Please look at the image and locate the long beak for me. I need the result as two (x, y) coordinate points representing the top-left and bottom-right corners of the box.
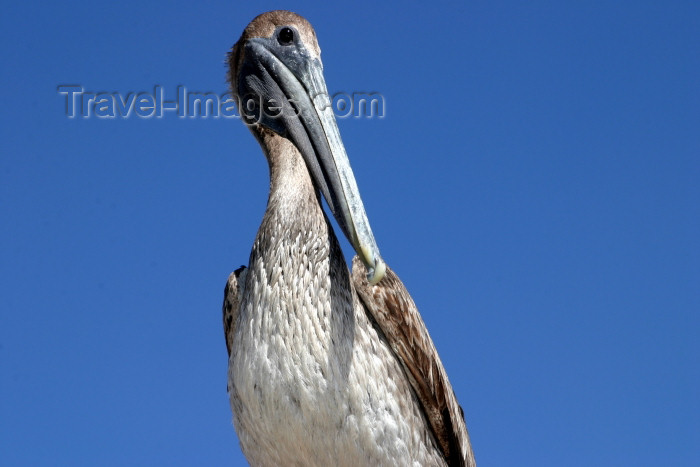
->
(238, 38), (385, 284)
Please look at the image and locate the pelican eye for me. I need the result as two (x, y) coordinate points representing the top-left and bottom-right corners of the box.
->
(278, 27), (294, 45)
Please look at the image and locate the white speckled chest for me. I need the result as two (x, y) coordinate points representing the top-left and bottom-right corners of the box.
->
(227, 200), (444, 467)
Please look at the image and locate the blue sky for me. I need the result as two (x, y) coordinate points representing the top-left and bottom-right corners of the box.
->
(1, 1), (698, 465)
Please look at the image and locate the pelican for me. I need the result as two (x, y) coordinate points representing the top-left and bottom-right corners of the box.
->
(223, 10), (475, 466)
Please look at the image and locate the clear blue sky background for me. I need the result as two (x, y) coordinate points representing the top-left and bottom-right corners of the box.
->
(1, 1), (698, 465)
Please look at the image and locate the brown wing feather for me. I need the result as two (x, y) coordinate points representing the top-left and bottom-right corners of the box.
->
(351, 256), (476, 467)
(223, 266), (247, 357)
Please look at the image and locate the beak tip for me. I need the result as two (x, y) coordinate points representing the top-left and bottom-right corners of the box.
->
(367, 258), (386, 285)
(359, 244), (385, 284)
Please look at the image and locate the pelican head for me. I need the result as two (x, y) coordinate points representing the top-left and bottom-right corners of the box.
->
(227, 10), (385, 284)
